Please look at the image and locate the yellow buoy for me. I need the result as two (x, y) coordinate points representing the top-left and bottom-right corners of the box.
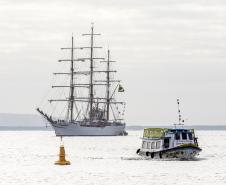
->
(55, 145), (71, 165)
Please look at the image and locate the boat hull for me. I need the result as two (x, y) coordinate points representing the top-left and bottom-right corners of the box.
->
(137, 145), (202, 159)
(50, 122), (127, 136)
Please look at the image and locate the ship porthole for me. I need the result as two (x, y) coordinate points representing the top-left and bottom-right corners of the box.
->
(151, 153), (154, 159)
(146, 152), (150, 157)
(136, 149), (140, 154)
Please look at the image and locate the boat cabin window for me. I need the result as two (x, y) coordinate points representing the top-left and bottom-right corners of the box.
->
(147, 142), (151, 149)
(142, 141), (147, 149)
(156, 141), (161, 149)
(182, 132), (187, 140)
(163, 138), (170, 148)
(188, 133), (193, 140)
(151, 142), (156, 149)
(175, 133), (180, 140)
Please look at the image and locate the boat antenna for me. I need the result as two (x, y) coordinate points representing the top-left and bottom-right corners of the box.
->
(176, 98), (184, 128)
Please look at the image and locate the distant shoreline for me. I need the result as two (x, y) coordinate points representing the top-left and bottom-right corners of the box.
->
(0, 125), (226, 131)
(126, 125), (226, 131)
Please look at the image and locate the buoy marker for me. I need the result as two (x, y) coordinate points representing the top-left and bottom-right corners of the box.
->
(55, 137), (71, 165)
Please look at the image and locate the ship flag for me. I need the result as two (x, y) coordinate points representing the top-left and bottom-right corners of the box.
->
(118, 84), (125, 92)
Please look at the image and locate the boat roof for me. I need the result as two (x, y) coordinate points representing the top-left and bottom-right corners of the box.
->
(143, 128), (168, 138)
(143, 128), (195, 139)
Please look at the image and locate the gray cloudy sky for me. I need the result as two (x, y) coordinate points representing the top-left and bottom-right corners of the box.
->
(0, 0), (226, 125)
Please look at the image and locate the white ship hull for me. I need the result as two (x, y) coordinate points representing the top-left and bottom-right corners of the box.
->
(50, 122), (127, 136)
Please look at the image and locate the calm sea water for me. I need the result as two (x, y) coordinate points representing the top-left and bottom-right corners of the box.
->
(0, 130), (225, 185)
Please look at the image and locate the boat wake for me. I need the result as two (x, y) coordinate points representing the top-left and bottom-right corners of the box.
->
(86, 157), (104, 160)
(121, 157), (150, 161)
(121, 156), (204, 161)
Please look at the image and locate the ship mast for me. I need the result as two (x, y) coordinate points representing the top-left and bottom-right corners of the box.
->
(69, 36), (75, 122)
(90, 25), (94, 123)
(100, 50), (120, 121)
(47, 36), (85, 122)
(106, 50), (110, 120)
(82, 23), (102, 123)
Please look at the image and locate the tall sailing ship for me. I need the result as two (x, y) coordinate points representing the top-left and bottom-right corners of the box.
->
(37, 25), (127, 136)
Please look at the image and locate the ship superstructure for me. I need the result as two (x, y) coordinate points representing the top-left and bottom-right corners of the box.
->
(136, 99), (202, 159)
